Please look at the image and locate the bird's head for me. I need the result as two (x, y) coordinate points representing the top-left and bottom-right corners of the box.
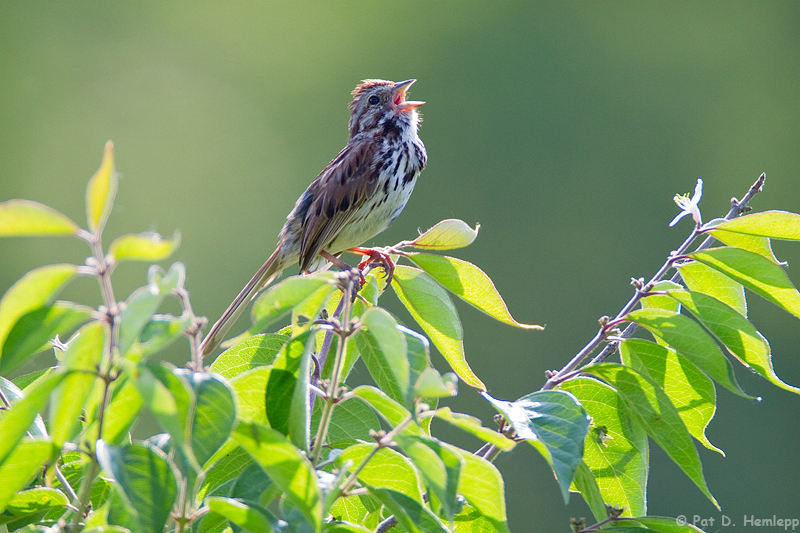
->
(348, 79), (424, 137)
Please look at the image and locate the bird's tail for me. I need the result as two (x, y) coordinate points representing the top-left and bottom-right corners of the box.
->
(199, 247), (286, 358)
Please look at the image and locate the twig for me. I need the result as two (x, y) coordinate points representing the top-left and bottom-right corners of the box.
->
(587, 172), (765, 366)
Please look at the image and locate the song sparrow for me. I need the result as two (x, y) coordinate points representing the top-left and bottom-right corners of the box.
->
(199, 79), (426, 357)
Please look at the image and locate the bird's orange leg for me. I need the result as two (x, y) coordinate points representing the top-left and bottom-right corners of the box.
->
(349, 247), (396, 284)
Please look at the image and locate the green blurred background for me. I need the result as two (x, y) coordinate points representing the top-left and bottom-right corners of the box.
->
(2, 1), (799, 530)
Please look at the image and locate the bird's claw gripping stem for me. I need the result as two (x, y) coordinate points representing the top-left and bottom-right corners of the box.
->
(350, 247), (397, 285)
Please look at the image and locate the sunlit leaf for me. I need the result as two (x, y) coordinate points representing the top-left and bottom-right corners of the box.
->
(392, 265), (484, 390)
(407, 219), (479, 250)
(85, 140), (118, 234)
(50, 321), (105, 447)
(0, 440), (55, 514)
(91, 377), (143, 445)
(0, 377), (47, 437)
(620, 339), (722, 455)
(0, 370), (63, 466)
(451, 447), (508, 531)
(210, 333), (287, 379)
(109, 231), (181, 262)
(207, 497), (278, 533)
(310, 397), (380, 445)
(231, 367), (271, 425)
(368, 486), (449, 533)
(250, 273), (336, 334)
(433, 407), (515, 452)
(96, 441), (178, 533)
(688, 246), (800, 320)
(640, 280), (682, 312)
(264, 331), (314, 450)
(127, 313), (192, 360)
(133, 362), (192, 455)
(625, 307), (749, 397)
(583, 363), (718, 509)
(356, 307), (410, 406)
(337, 444), (423, 502)
(482, 390), (590, 502)
(0, 264), (78, 373)
(570, 460), (608, 522)
(176, 370), (236, 467)
(118, 263), (184, 356)
(233, 421), (322, 532)
(710, 210), (800, 240)
(667, 289), (799, 395)
(396, 435), (462, 521)
(678, 261), (746, 316)
(351, 385), (422, 437)
(0, 199), (79, 237)
(1, 301), (92, 374)
(413, 368), (458, 399)
(3, 487), (68, 519)
(710, 227), (779, 263)
(409, 254), (542, 329)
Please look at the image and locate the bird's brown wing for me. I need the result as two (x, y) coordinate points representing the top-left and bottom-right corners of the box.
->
(298, 138), (381, 271)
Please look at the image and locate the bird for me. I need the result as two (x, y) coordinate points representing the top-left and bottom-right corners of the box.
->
(199, 79), (427, 357)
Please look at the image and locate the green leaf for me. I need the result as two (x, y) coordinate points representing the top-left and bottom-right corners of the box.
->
(109, 231), (181, 262)
(560, 377), (647, 516)
(196, 444), (254, 504)
(451, 448), (508, 530)
(709, 226), (779, 263)
(85, 141), (118, 234)
(392, 265), (484, 390)
(640, 280), (683, 313)
(231, 367), (271, 425)
(408, 254), (541, 329)
(413, 368), (458, 399)
(482, 390), (590, 502)
(127, 313), (192, 359)
(0, 199), (79, 237)
(620, 339), (721, 455)
(356, 307), (410, 406)
(624, 307), (749, 397)
(396, 436), (462, 521)
(323, 522), (373, 533)
(4, 487), (68, 518)
(1, 302), (92, 373)
(0, 264), (78, 373)
(367, 486), (449, 533)
(433, 407), (515, 451)
(0, 370), (63, 466)
(207, 497), (277, 533)
(351, 385), (422, 436)
(407, 219), (480, 250)
(177, 371), (237, 467)
(210, 333), (287, 379)
(688, 246), (800, 320)
(133, 362), (192, 455)
(677, 261), (747, 316)
(583, 363), (718, 509)
(250, 273), (336, 334)
(233, 421), (322, 532)
(118, 263), (184, 356)
(91, 377), (144, 444)
(603, 516), (708, 532)
(0, 440), (55, 514)
(666, 289), (799, 394)
(570, 460), (609, 522)
(96, 441), (178, 533)
(0, 377), (47, 437)
(710, 210), (800, 240)
(49, 321), (105, 446)
(264, 331), (314, 450)
(452, 503), (504, 533)
(311, 397), (380, 445)
(337, 444), (423, 501)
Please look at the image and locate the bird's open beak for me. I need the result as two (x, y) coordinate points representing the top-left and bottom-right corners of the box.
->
(393, 79), (425, 111)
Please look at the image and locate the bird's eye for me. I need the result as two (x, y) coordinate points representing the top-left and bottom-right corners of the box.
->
(368, 95), (380, 105)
